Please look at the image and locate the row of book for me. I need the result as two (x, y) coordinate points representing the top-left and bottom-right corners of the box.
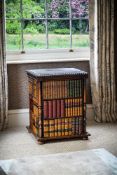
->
(42, 80), (83, 99)
(42, 118), (84, 138)
(29, 79), (41, 105)
(43, 99), (83, 119)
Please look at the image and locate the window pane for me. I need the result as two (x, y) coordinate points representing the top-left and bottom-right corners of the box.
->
(6, 20), (21, 50)
(23, 0), (45, 19)
(23, 20), (46, 49)
(71, 0), (89, 19)
(72, 19), (89, 34)
(72, 19), (89, 48)
(47, 0), (69, 18)
(48, 20), (70, 48)
(6, 0), (20, 19)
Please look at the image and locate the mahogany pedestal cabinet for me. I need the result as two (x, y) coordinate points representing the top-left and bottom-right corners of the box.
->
(26, 68), (90, 144)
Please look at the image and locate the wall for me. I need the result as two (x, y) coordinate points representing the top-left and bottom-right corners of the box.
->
(7, 61), (92, 110)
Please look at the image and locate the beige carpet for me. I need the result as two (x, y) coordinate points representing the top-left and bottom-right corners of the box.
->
(0, 121), (117, 160)
(0, 149), (117, 175)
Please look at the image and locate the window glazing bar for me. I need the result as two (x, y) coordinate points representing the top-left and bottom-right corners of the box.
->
(69, 0), (72, 50)
(6, 17), (88, 20)
(20, 0), (25, 53)
(45, 0), (48, 49)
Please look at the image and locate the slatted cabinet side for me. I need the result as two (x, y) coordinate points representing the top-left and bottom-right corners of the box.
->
(28, 77), (42, 137)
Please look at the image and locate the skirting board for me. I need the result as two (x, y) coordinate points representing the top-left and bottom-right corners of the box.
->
(8, 104), (94, 127)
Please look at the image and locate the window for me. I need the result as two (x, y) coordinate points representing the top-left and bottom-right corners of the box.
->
(6, 0), (89, 53)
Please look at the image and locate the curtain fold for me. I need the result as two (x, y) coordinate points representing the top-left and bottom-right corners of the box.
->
(0, 0), (8, 130)
(89, 0), (117, 122)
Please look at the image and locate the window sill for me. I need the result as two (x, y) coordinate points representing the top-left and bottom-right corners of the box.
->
(6, 48), (90, 64)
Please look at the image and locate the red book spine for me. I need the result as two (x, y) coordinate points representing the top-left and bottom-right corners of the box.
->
(61, 100), (65, 117)
(43, 101), (48, 119)
(57, 100), (61, 118)
(53, 100), (57, 118)
(48, 101), (53, 118)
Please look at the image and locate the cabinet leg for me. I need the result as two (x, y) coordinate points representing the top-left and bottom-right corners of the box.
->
(83, 136), (88, 140)
(26, 126), (31, 133)
(38, 140), (45, 145)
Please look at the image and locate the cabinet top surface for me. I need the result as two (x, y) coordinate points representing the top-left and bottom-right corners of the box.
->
(26, 68), (88, 78)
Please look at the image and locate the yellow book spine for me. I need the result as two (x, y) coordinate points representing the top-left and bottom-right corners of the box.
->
(64, 118), (69, 136)
(43, 81), (46, 99)
(44, 120), (49, 138)
(65, 107), (82, 117)
(54, 119), (58, 137)
(68, 118), (72, 136)
(61, 118), (65, 136)
(49, 120), (55, 137)
(57, 119), (62, 137)
(33, 105), (38, 116)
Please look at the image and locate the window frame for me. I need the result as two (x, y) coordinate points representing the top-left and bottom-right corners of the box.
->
(6, 0), (89, 53)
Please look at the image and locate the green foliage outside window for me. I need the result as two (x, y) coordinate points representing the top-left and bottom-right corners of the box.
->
(6, 0), (89, 50)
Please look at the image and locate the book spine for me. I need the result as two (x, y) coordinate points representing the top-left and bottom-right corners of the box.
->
(64, 80), (67, 98)
(33, 80), (36, 98)
(57, 80), (62, 99)
(61, 100), (65, 117)
(54, 119), (58, 137)
(38, 82), (41, 106)
(52, 80), (55, 99)
(72, 117), (76, 135)
(44, 120), (49, 138)
(48, 81), (51, 99)
(75, 117), (79, 135)
(48, 101), (53, 119)
(50, 81), (53, 99)
(57, 119), (62, 136)
(68, 118), (72, 136)
(43, 101), (48, 119)
(61, 81), (64, 98)
(44, 81), (48, 99)
(49, 120), (55, 137)
(43, 82), (46, 100)
(61, 118), (65, 136)
(64, 118), (69, 136)
(53, 100), (57, 118)
(57, 100), (61, 118)
(39, 120), (42, 138)
(33, 105), (38, 116)
(66, 107), (82, 117)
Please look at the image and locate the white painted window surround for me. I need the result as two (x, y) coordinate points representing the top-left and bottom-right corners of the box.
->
(6, 48), (90, 64)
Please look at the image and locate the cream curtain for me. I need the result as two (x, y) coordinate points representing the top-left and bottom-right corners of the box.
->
(89, 0), (117, 122)
(0, 0), (8, 130)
